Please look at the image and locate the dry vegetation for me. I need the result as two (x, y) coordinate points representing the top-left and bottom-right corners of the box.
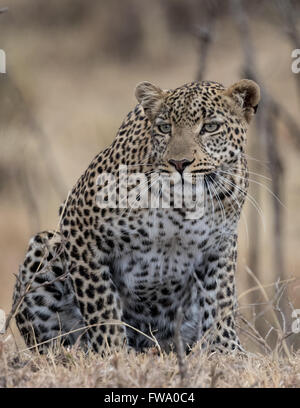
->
(0, 335), (299, 388)
(0, 0), (300, 388)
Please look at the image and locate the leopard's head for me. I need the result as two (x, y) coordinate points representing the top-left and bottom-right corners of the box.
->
(135, 80), (260, 177)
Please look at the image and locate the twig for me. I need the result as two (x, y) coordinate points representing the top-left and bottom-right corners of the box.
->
(6, 76), (67, 200)
(264, 105), (285, 280)
(245, 266), (291, 359)
(174, 307), (187, 386)
(194, 1), (218, 81)
(230, 1), (287, 329)
(230, 0), (265, 305)
(210, 363), (222, 388)
(238, 277), (296, 301)
(149, 325), (162, 355)
(18, 320), (158, 353)
(237, 314), (272, 353)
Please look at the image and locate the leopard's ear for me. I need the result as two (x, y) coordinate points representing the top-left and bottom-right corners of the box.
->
(135, 81), (165, 121)
(224, 79), (260, 123)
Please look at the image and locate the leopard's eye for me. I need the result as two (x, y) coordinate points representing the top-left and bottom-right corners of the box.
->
(157, 123), (171, 134)
(201, 123), (221, 134)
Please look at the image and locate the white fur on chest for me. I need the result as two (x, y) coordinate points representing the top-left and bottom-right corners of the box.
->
(111, 209), (210, 296)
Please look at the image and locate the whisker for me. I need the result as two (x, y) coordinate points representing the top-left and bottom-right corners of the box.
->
(208, 175), (226, 229)
(226, 166), (272, 181)
(217, 174), (266, 232)
(213, 177), (241, 215)
(218, 169), (286, 209)
(126, 164), (154, 167)
(205, 177), (215, 228)
(240, 152), (269, 164)
(213, 176), (249, 247)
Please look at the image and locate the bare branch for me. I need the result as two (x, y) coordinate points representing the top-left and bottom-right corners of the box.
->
(174, 307), (187, 386)
(237, 314), (273, 353)
(230, 2), (288, 339)
(6, 76), (67, 200)
(194, 1), (218, 82)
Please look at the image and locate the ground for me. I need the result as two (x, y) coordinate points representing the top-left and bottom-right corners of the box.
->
(0, 334), (299, 388)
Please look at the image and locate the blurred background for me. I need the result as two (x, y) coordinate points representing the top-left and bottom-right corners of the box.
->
(0, 0), (300, 351)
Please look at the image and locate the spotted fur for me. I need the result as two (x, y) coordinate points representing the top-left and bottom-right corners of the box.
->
(13, 79), (260, 353)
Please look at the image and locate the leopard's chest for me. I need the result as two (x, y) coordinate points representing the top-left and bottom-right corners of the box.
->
(101, 208), (214, 348)
(111, 237), (203, 350)
(106, 207), (213, 283)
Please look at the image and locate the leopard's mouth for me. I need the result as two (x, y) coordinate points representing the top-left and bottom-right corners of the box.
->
(204, 172), (217, 183)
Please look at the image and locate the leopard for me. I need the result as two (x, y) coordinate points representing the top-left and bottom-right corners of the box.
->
(12, 79), (260, 354)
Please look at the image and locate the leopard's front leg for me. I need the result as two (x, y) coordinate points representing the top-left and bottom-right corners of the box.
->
(196, 234), (243, 353)
(69, 257), (126, 353)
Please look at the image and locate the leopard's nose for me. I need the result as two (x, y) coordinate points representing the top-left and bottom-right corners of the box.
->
(168, 159), (194, 174)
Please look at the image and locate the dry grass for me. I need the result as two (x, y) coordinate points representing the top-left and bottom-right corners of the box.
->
(1, 1), (300, 388)
(0, 334), (299, 388)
